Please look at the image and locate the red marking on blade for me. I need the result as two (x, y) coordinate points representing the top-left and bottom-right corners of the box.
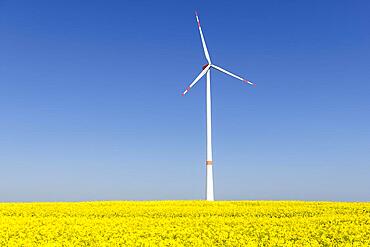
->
(187, 86), (191, 91)
(182, 92), (185, 96)
(202, 64), (209, 70)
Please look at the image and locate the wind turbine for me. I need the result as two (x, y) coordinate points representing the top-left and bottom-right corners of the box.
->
(182, 12), (255, 201)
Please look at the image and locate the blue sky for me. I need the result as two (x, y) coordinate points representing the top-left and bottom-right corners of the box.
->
(1, 0), (369, 201)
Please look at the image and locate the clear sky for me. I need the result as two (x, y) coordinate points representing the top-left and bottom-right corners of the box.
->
(1, 0), (369, 202)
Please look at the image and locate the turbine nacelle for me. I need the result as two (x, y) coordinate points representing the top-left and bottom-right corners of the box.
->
(202, 64), (209, 70)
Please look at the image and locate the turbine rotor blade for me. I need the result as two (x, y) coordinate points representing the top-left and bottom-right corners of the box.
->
(211, 64), (255, 86)
(182, 65), (211, 96)
(195, 12), (211, 64)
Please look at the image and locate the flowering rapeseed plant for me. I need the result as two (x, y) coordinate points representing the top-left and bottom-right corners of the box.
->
(1, 201), (369, 246)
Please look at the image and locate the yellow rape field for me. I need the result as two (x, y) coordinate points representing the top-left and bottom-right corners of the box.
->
(1, 201), (370, 246)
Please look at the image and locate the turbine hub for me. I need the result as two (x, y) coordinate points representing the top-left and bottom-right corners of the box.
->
(202, 64), (209, 70)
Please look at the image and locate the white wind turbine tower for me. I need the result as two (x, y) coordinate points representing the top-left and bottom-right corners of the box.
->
(182, 12), (255, 201)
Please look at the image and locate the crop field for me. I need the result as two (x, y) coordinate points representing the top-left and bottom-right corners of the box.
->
(1, 201), (370, 246)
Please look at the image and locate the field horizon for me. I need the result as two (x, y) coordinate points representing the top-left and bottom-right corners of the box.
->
(1, 199), (370, 203)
